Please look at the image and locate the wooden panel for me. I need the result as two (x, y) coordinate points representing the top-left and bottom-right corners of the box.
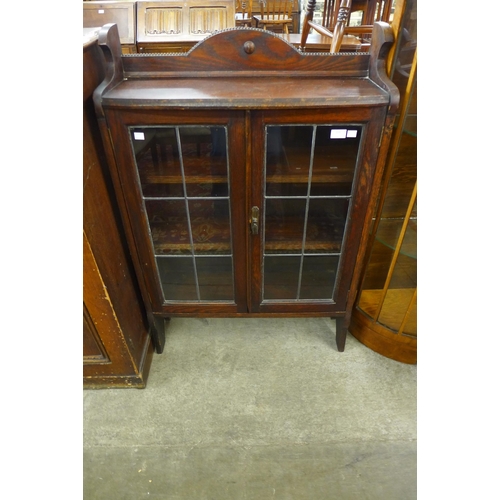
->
(123, 29), (372, 77)
(102, 77), (389, 109)
(83, 230), (140, 376)
(121, 44), (138, 53)
(136, 0), (235, 43)
(137, 41), (195, 53)
(83, 1), (136, 44)
(83, 304), (109, 362)
(83, 233), (122, 364)
(137, 33), (363, 54)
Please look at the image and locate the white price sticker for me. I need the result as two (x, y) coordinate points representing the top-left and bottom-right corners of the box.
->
(330, 129), (347, 139)
(330, 128), (358, 139)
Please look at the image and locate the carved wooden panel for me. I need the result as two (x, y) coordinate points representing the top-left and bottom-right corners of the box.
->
(145, 7), (183, 34)
(137, 0), (235, 43)
(190, 7), (228, 34)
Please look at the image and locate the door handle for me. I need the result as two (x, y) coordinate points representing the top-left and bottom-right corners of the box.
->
(250, 206), (259, 235)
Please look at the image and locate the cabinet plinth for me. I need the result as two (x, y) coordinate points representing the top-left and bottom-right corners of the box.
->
(93, 25), (399, 352)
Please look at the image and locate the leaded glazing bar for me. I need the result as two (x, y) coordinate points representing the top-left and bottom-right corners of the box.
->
(130, 125), (235, 303)
(262, 124), (362, 302)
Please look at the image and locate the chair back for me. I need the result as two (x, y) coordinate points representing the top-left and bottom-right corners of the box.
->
(300, 0), (352, 52)
(324, 1), (392, 30)
(350, 0), (392, 26)
(235, 0), (252, 26)
(254, 0), (294, 33)
(259, 0), (294, 21)
(322, 0), (336, 29)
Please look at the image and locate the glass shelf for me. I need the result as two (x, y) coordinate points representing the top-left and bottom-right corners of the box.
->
(375, 218), (417, 259)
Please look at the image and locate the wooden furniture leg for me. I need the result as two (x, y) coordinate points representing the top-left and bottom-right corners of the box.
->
(336, 316), (347, 352)
(150, 315), (168, 354)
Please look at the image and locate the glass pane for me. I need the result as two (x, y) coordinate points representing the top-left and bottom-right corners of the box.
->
(381, 121), (417, 219)
(305, 198), (349, 254)
(300, 255), (339, 300)
(157, 256), (197, 301)
(375, 217), (417, 259)
(189, 199), (231, 255)
(132, 127), (184, 198)
(265, 198), (306, 255)
(263, 256), (301, 300)
(197, 257), (234, 301)
(310, 126), (361, 196)
(378, 248), (417, 336)
(390, 0), (417, 97)
(131, 125), (235, 304)
(265, 126), (313, 197)
(130, 126), (230, 198)
(146, 199), (191, 255)
(262, 124), (358, 303)
(180, 126), (229, 198)
(360, 238), (393, 293)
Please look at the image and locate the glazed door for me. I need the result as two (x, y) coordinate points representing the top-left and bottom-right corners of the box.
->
(106, 107), (384, 316)
(105, 109), (248, 314)
(249, 109), (381, 313)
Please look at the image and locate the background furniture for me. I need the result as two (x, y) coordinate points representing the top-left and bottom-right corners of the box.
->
(303, 0), (395, 53)
(322, 0), (392, 27)
(287, 32), (361, 51)
(235, 0), (253, 26)
(349, 0), (417, 364)
(346, 0), (391, 25)
(136, 0), (235, 52)
(92, 22), (399, 353)
(301, 0), (353, 52)
(83, 29), (155, 388)
(83, 0), (302, 53)
(252, 0), (295, 34)
(83, 1), (137, 53)
(343, 0), (393, 48)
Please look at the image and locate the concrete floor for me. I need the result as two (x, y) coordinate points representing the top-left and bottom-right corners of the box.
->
(83, 317), (417, 499)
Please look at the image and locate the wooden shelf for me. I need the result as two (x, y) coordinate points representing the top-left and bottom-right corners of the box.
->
(358, 288), (416, 336)
(148, 210), (344, 255)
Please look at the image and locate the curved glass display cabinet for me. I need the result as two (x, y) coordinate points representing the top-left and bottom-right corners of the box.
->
(350, 0), (417, 363)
